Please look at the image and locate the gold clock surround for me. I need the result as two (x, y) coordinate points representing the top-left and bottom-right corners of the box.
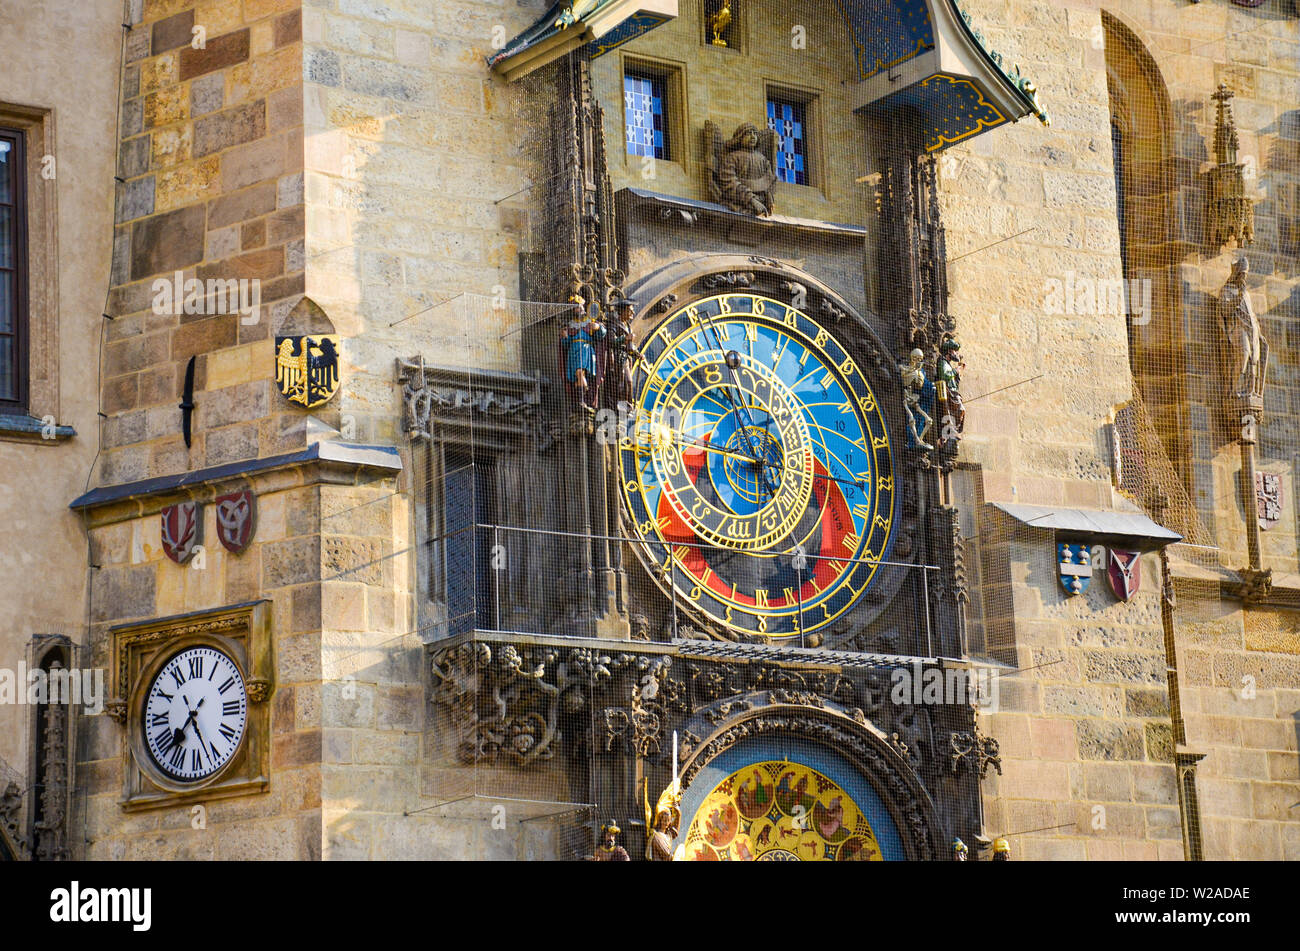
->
(109, 600), (273, 811)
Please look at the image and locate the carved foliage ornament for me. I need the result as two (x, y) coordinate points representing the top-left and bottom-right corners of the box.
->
(1257, 472), (1282, 530)
(429, 644), (687, 767)
(948, 729), (1002, 779)
(397, 357), (547, 448)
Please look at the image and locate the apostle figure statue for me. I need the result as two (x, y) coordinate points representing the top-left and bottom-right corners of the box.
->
(1219, 255), (1268, 402)
(707, 120), (778, 217)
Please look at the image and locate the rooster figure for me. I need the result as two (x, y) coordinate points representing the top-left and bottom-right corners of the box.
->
(710, 0), (732, 46)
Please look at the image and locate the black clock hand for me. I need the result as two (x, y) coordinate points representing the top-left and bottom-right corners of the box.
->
(695, 311), (766, 459)
(187, 712), (212, 765)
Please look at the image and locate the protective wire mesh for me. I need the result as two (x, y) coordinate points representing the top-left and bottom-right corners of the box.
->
(399, 5), (1299, 860)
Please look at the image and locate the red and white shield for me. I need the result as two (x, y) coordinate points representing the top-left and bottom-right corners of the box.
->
(215, 490), (256, 554)
(1107, 549), (1142, 602)
(1256, 473), (1282, 531)
(161, 502), (202, 564)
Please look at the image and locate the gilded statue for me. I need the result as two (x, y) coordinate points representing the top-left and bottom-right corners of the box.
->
(709, 0), (733, 46)
(706, 120), (777, 217)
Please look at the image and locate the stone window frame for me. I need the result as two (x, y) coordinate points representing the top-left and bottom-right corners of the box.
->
(763, 82), (824, 194)
(0, 102), (70, 444)
(620, 55), (689, 173)
(0, 125), (29, 413)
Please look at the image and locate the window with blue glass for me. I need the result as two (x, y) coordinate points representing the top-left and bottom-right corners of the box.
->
(624, 72), (670, 160)
(767, 97), (810, 186)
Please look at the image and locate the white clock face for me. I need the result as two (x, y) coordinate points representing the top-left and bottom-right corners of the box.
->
(143, 646), (248, 782)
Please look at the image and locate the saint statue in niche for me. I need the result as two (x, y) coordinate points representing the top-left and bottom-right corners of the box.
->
(707, 120), (778, 217)
(1218, 255), (1268, 402)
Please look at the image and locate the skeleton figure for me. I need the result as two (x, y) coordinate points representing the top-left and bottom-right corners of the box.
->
(899, 349), (935, 451)
(1219, 256), (1268, 401)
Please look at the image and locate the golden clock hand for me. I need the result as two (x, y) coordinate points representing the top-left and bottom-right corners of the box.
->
(640, 426), (864, 494)
(633, 428), (765, 466)
(692, 309), (767, 463)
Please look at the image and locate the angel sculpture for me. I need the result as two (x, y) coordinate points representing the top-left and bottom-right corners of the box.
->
(706, 120), (778, 217)
(643, 777), (682, 861)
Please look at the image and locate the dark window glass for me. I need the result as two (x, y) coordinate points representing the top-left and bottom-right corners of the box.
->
(624, 72), (669, 160)
(444, 452), (497, 636)
(0, 128), (27, 410)
(767, 97), (809, 186)
(1111, 122), (1129, 278)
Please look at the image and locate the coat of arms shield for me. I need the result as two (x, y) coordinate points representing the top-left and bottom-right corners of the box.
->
(161, 501), (202, 564)
(1057, 542), (1092, 596)
(275, 335), (340, 408)
(215, 490), (256, 554)
(1256, 472), (1282, 530)
(1106, 548), (1142, 602)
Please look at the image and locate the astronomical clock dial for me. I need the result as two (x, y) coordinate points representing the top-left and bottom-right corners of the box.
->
(143, 646), (248, 783)
(621, 292), (895, 639)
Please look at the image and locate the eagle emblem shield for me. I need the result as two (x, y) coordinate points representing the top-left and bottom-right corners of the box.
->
(1256, 472), (1282, 531)
(161, 501), (202, 564)
(215, 490), (256, 554)
(275, 335), (340, 408)
(1057, 542), (1092, 596)
(1106, 548), (1142, 602)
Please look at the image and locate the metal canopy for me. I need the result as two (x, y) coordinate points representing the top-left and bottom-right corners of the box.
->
(990, 501), (1183, 551)
(487, 0), (679, 82)
(846, 0), (1050, 151)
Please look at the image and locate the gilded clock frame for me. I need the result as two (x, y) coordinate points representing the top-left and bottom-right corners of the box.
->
(110, 600), (273, 811)
(620, 268), (903, 643)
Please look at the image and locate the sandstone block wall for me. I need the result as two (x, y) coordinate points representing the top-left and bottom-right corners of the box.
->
(0, 0), (119, 832)
(102, 0), (306, 485)
(78, 476), (327, 860)
(951, 0), (1299, 861)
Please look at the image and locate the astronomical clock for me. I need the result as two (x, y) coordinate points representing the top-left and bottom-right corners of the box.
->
(419, 0), (1043, 860)
(620, 288), (896, 642)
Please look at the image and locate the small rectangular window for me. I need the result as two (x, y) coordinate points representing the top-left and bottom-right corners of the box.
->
(441, 451), (498, 636)
(767, 96), (809, 186)
(624, 71), (670, 161)
(0, 127), (28, 411)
